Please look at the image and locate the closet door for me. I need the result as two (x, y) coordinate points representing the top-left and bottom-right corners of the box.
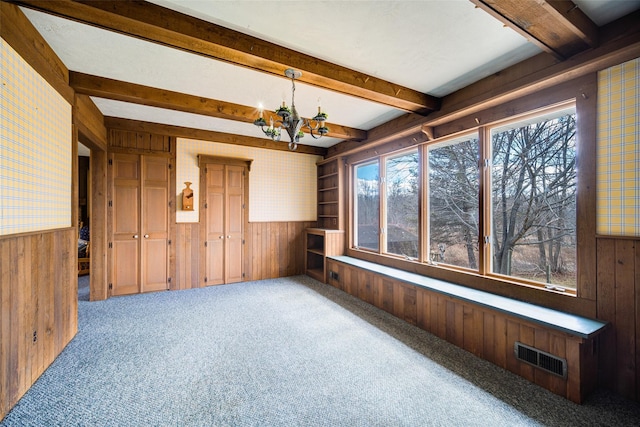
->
(225, 165), (244, 283)
(205, 164), (225, 285)
(110, 153), (169, 296)
(111, 154), (141, 296)
(203, 162), (245, 285)
(141, 156), (169, 292)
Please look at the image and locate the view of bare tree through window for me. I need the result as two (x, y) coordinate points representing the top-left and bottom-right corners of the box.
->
(429, 136), (480, 269)
(351, 105), (577, 292)
(386, 151), (419, 258)
(355, 161), (380, 251)
(491, 108), (577, 289)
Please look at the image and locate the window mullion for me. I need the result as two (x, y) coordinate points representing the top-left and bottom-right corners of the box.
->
(419, 144), (428, 264)
(479, 127), (491, 276)
(379, 160), (386, 254)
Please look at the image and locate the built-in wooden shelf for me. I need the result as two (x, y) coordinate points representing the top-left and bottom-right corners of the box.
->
(316, 158), (344, 230)
(305, 228), (345, 283)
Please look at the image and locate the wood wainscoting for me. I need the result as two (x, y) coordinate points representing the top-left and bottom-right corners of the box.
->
(596, 237), (640, 402)
(0, 228), (78, 419)
(172, 221), (316, 290)
(326, 257), (603, 403)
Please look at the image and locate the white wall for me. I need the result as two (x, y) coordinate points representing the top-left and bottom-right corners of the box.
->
(176, 138), (320, 223)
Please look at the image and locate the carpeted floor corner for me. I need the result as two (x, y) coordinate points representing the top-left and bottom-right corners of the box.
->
(2, 275), (640, 426)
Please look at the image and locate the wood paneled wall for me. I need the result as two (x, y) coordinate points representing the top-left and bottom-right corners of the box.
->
(326, 258), (599, 403)
(172, 221), (316, 290)
(0, 229), (78, 419)
(597, 237), (640, 401)
(108, 128), (172, 153)
(245, 221), (317, 281)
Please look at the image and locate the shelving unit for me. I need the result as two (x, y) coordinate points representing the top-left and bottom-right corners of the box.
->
(316, 158), (344, 230)
(305, 228), (345, 283)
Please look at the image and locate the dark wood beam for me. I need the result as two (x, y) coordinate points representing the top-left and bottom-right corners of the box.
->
(471, 0), (599, 59)
(74, 93), (107, 151)
(13, 0), (440, 114)
(104, 117), (328, 156)
(327, 13), (640, 159)
(71, 72), (366, 141)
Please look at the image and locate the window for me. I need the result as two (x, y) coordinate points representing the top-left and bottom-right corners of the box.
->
(385, 150), (419, 258)
(351, 103), (578, 292)
(428, 135), (479, 269)
(490, 107), (577, 289)
(354, 161), (380, 251)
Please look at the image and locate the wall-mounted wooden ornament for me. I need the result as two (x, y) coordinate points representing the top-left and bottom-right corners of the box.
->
(182, 182), (194, 211)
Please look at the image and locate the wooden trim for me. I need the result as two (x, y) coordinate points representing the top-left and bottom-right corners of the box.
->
(74, 94), (107, 151)
(16, 0), (439, 113)
(0, 2), (73, 103)
(433, 75), (593, 141)
(575, 74), (597, 301)
(596, 234), (640, 240)
(343, 247), (593, 316)
(345, 131), (428, 165)
(70, 72), (366, 141)
(168, 137), (177, 290)
(198, 155), (253, 171)
(104, 117), (327, 156)
(419, 144), (427, 263)
(89, 150), (108, 301)
(479, 126), (490, 277)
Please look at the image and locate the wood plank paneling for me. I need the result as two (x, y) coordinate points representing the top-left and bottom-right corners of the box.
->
(549, 333), (568, 397)
(325, 258), (601, 403)
(0, 229), (77, 420)
(597, 238), (640, 401)
(463, 305), (484, 358)
(614, 239), (636, 398)
(175, 223), (200, 290)
(173, 221), (313, 289)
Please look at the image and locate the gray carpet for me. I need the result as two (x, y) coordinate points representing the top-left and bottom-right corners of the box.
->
(3, 275), (640, 426)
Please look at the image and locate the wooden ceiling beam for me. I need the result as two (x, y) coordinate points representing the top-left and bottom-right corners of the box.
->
(104, 117), (328, 156)
(70, 72), (367, 141)
(471, 0), (599, 59)
(13, 0), (440, 114)
(327, 15), (640, 159)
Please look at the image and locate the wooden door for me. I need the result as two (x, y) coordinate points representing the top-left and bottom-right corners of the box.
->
(225, 165), (244, 283)
(205, 164), (225, 285)
(141, 156), (169, 292)
(203, 162), (245, 285)
(111, 154), (140, 296)
(110, 153), (169, 296)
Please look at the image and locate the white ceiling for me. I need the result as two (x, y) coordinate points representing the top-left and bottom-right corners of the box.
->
(20, 0), (640, 152)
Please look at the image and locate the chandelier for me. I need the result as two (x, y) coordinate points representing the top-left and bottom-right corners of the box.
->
(253, 68), (329, 151)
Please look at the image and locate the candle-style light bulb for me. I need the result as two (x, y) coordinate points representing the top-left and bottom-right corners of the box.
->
(317, 97), (322, 114)
(258, 103), (264, 119)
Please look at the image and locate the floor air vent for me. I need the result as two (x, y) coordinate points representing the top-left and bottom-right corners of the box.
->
(514, 342), (567, 378)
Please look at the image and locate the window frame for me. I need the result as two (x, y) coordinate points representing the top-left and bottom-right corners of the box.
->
(382, 148), (420, 259)
(349, 100), (579, 296)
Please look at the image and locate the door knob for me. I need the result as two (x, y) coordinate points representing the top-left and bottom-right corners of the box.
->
(227, 235), (231, 239)
(133, 234), (139, 239)
(219, 235), (224, 239)
(144, 234), (149, 238)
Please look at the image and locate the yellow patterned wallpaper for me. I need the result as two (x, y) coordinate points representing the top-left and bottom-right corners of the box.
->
(1, 38), (72, 236)
(597, 57), (640, 237)
(176, 138), (320, 223)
